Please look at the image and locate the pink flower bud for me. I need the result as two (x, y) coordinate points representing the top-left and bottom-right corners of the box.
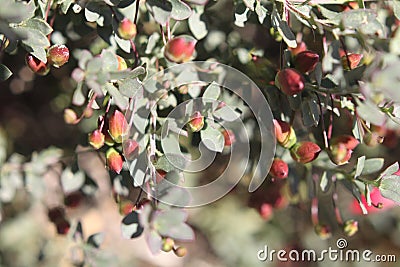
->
(106, 148), (124, 174)
(276, 68), (305, 96)
(270, 158), (289, 179)
(164, 36), (196, 63)
(273, 119), (297, 149)
(188, 111), (204, 132)
(88, 129), (105, 149)
(294, 50), (319, 73)
(290, 141), (321, 164)
(47, 44), (69, 68)
(222, 129), (236, 146)
(108, 110), (128, 143)
(25, 53), (50, 76)
(118, 18), (137, 40)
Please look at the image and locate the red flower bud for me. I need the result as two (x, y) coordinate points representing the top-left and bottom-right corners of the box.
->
(116, 55), (127, 70)
(188, 111), (204, 132)
(118, 18), (137, 40)
(106, 148), (124, 174)
(164, 36), (196, 63)
(290, 141), (321, 163)
(288, 41), (307, 56)
(108, 110), (128, 143)
(47, 44), (69, 68)
(273, 119), (297, 149)
(64, 191), (84, 208)
(222, 129), (236, 146)
(270, 158), (289, 179)
(25, 53), (50, 76)
(123, 139), (139, 161)
(294, 50), (319, 73)
(88, 129), (105, 149)
(329, 135), (359, 165)
(341, 53), (363, 70)
(64, 108), (78, 125)
(56, 219), (71, 235)
(276, 68), (305, 96)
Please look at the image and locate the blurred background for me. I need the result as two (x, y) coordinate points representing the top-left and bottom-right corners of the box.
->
(2, 0), (400, 266)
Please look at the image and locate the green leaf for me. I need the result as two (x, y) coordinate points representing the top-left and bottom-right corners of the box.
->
(61, 168), (85, 194)
(320, 171), (330, 192)
(188, 7), (207, 40)
(378, 162), (399, 180)
(355, 98), (386, 126)
(155, 154), (186, 172)
(394, 1), (400, 20)
(234, 4), (250, 27)
(29, 45), (48, 63)
(15, 27), (50, 47)
(255, 1), (268, 24)
(361, 158), (384, 175)
(200, 124), (224, 152)
(170, 0), (192, 20)
(271, 4), (296, 48)
(0, 0), (35, 23)
(0, 64), (12, 81)
(301, 97), (320, 127)
(379, 175), (400, 204)
(114, 35), (131, 53)
(85, 2), (101, 23)
(146, 0), (172, 26)
(202, 82), (220, 103)
(213, 105), (240, 122)
(146, 230), (162, 254)
(119, 78), (141, 98)
(61, 0), (74, 14)
(318, 5), (341, 25)
(22, 18), (53, 36)
(121, 211), (144, 239)
(355, 156), (365, 178)
(104, 83), (129, 110)
(87, 232), (105, 248)
(100, 50), (119, 72)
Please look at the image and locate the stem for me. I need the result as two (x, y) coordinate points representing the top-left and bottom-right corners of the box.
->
(134, 0), (140, 25)
(327, 94), (334, 140)
(99, 96), (111, 132)
(339, 37), (352, 70)
(130, 39), (140, 67)
(332, 176), (343, 225)
(44, 0), (53, 21)
(315, 93), (329, 149)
